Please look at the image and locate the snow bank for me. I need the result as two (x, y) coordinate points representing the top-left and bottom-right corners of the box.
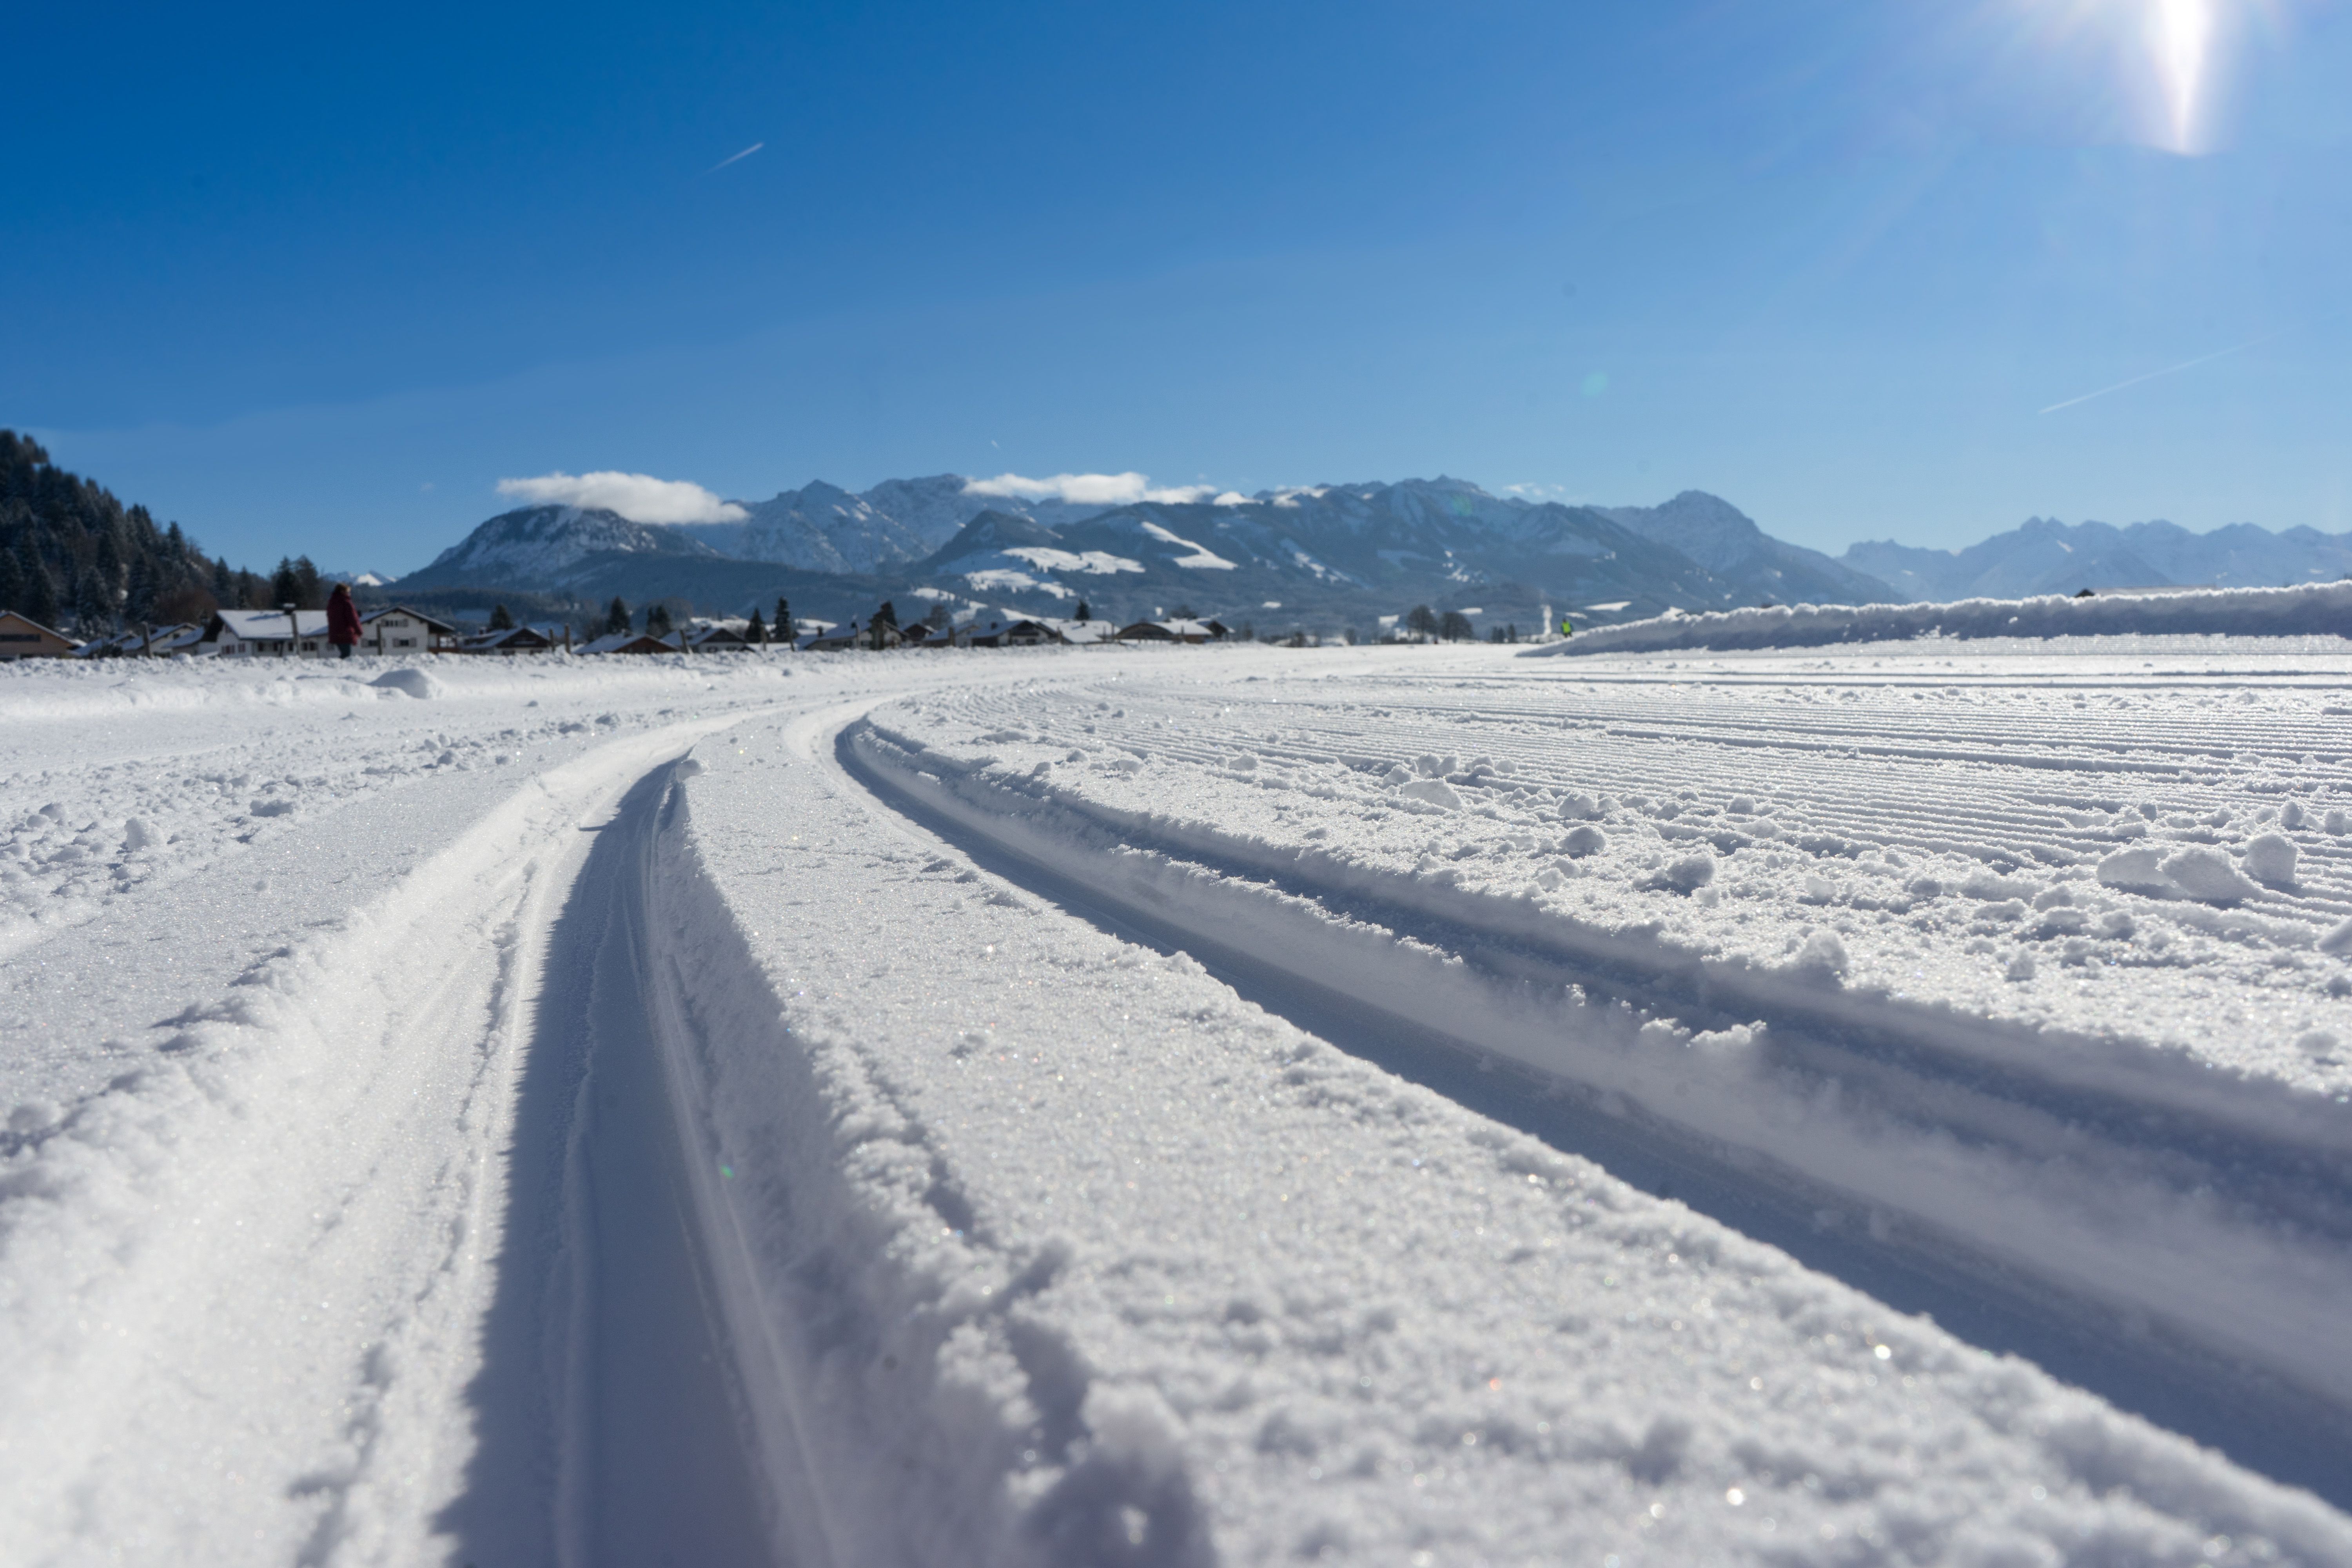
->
(1535, 581), (2352, 656)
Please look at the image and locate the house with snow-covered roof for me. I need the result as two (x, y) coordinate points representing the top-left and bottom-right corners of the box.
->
(203, 609), (334, 656)
(577, 630), (679, 655)
(798, 617), (893, 651)
(359, 606), (459, 653)
(455, 625), (563, 655)
(71, 622), (205, 658)
(680, 620), (751, 651)
(957, 616), (1064, 648)
(1050, 617), (1120, 646)
(1116, 617), (1226, 645)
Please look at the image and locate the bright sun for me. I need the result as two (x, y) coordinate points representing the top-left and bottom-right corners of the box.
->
(2148, 0), (2215, 150)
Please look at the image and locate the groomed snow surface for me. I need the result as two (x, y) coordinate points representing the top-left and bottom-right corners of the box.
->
(3, 640), (2350, 1566)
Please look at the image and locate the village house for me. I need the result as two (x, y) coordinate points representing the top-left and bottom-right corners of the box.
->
(577, 629), (678, 655)
(360, 606), (459, 653)
(0, 610), (74, 659)
(1051, 617), (1120, 647)
(1116, 617), (1228, 645)
(796, 617), (881, 651)
(71, 622), (204, 658)
(958, 616), (1065, 648)
(679, 620), (751, 651)
(202, 609), (334, 656)
(455, 625), (563, 655)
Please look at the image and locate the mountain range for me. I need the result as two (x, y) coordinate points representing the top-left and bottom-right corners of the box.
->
(390, 474), (2352, 633)
(1842, 517), (2352, 602)
(397, 476), (1895, 632)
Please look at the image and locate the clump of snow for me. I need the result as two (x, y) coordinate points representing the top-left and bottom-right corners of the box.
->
(1648, 852), (1715, 893)
(2243, 832), (2299, 887)
(369, 667), (443, 699)
(1792, 927), (1849, 980)
(1397, 778), (1462, 809)
(2160, 847), (2261, 905)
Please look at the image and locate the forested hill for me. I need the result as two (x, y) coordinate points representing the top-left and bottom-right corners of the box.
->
(0, 430), (251, 631)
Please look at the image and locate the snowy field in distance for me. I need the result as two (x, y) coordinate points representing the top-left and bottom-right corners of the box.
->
(3, 640), (2350, 1566)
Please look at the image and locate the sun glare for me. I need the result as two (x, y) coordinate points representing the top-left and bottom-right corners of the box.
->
(2149, 0), (2214, 150)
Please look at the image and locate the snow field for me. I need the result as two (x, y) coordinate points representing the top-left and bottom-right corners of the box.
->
(4, 643), (2350, 1564)
(844, 646), (2352, 1476)
(0, 653), (805, 962)
(644, 672), (2352, 1564)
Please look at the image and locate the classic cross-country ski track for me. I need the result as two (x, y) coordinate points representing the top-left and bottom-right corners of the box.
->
(5, 642), (2351, 1566)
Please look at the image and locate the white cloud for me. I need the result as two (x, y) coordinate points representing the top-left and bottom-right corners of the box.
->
(495, 470), (747, 523)
(963, 471), (1218, 506)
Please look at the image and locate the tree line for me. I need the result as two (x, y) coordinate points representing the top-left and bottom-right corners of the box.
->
(0, 429), (346, 634)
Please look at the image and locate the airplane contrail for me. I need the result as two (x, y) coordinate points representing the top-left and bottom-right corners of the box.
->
(2038, 328), (2282, 414)
(703, 141), (764, 175)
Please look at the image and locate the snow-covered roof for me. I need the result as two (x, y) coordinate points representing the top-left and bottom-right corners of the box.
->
(1118, 617), (1222, 640)
(576, 631), (677, 655)
(212, 610), (331, 640)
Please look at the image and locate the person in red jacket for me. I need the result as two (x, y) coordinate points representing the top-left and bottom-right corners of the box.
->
(327, 583), (363, 660)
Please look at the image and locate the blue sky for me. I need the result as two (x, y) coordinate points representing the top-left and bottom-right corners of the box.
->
(7, 0), (2348, 573)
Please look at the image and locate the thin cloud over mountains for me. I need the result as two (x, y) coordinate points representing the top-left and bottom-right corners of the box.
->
(495, 471), (748, 524)
(963, 472), (1218, 506)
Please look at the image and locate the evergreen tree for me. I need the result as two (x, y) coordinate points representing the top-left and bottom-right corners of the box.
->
(746, 606), (768, 644)
(22, 549), (60, 628)
(488, 603), (516, 631)
(270, 557), (302, 607)
(869, 600), (898, 650)
(74, 562), (114, 631)
(94, 529), (125, 603)
(1405, 604), (1438, 641)
(293, 557), (323, 609)
(604, 596), (630, 636)
(775, 597), (794, 642)
(923, 602), (951, 631)
(1074, 599), (1091, 621)
(124, 556), (158, 623)
(0, 544), (22, 614)
(646, 603), (674, 636)
(211, 558), (233, 597)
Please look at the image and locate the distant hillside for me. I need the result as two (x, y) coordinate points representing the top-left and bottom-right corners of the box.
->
(1840, 517), (2352, 602)
(0, 430), (238, 632)
(1604, 490), (1888, 606)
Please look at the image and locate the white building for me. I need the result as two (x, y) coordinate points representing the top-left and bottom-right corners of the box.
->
(203, 610), (333, 657)
(359, 606), (458, 653)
